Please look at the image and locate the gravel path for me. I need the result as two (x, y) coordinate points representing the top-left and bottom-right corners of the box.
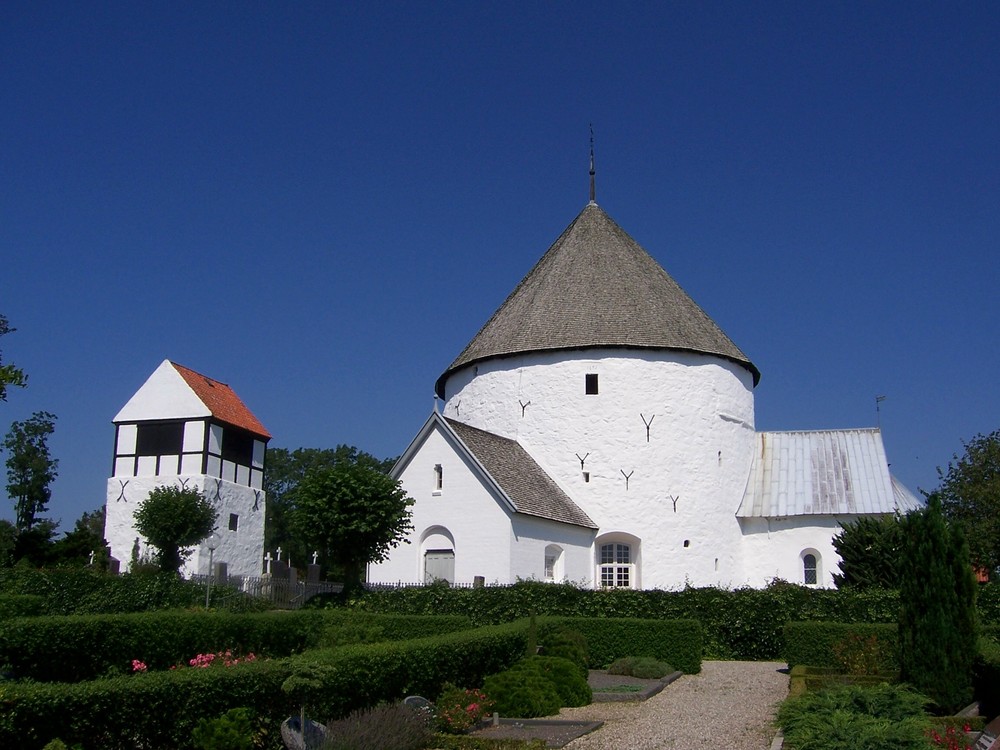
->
(558, 661), (789, 750)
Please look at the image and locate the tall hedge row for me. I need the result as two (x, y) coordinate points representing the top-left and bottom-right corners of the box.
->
(354, 581), (906, 659)
(0, 623), (527, 750)
(0, 610), (472, 682)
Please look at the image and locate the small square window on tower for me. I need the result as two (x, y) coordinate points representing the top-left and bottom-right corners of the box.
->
(585, 373), (599, 395)
(228, 513), (239, 532)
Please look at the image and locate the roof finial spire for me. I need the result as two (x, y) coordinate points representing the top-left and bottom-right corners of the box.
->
(588, 124), (597, 205)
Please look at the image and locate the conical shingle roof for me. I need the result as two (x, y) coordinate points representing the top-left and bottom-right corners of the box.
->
(436, 203), (759, 397)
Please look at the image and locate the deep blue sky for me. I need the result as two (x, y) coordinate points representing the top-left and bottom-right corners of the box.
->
(2, 2), (998, 531)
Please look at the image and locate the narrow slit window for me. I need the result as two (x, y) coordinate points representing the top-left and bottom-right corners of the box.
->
(434, 464), (443, 491)
(228, 513), (239, 532)
(583, 471), (590, 483)
(585, 373), (599, 395)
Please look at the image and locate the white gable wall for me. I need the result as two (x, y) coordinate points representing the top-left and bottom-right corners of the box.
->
(369, 422), (514, 584)
(114, 360), (210, 422)
(441, 348), (757, 589)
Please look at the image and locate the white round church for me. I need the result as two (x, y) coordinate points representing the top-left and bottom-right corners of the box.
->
(369, 196), (921, 590)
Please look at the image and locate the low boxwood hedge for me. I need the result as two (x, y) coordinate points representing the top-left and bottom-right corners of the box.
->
(0, 610), (472, 682)
(0, 622), (527, 750)
(539, 616), (702, 674)
(783, 621), (898, 671)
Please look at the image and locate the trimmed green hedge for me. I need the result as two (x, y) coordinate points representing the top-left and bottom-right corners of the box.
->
(0, 623), (527, 750)
(0, 594), (45, 620)
(354, 580), (906, 659)
(783, 621), (898, 670)
(539, 616), (702, 674)
(0, 610), (473, 682)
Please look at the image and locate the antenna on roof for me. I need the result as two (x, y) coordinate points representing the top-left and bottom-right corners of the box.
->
(875, 394), (886, 429)
(588, 124), (597, 205)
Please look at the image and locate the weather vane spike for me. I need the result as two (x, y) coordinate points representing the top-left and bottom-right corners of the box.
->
(589, 124), (596, 204)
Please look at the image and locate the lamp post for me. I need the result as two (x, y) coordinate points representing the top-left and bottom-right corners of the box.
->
(205, 533), (221, 609)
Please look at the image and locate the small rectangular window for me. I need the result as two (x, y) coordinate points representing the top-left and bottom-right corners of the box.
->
(585, 373), (599, 394)
(434, 464), (443, 491)
(583, 471), (590, 483)
(228, 513), (239, 532)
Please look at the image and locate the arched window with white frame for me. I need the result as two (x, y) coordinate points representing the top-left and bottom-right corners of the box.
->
(544, 544), (563, 582)
(801, 549), (821, 586)
(595, 533), (640, 589)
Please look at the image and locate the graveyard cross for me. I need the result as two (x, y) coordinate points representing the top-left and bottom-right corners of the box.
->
(312, 550), (319, 565)
(88, 551), (95, 566)
(264, 551), (273, 575)
(276, 546), (283, 562)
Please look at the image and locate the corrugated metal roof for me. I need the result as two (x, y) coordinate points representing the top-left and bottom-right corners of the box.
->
(737, 429), (921, 518)
(436, 203), (758, 397)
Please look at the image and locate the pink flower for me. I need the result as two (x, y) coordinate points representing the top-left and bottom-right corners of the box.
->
(131, 660), (147, 673)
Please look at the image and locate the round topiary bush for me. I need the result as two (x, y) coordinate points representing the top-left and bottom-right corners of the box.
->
(607, 656), (674, 679)
(483, 656), (592, 717)
(539, 628), (589, 679)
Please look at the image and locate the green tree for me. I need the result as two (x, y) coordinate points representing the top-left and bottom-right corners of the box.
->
(0, 314), (28, 402)
(50, 506), (108, 567)
(134, 486), (217, 574)
(3, 411), (58, 533)
(936, 429), (1000, 579)
(0, 519), (16, 567)
(831, 514), (905, 589)
(264, 445), (395, 566)
(289, 461), (413, 593)
(898, 493), (978, 713)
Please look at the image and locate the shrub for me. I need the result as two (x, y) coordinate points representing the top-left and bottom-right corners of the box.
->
(898, 495), (978, 714)
(0, 594), (45, 619)
(0, 623), (528, 749)
(539, 616), (701, 674)
(539, 627), (588, 679)
(324, 703), (433, 750)
(775, 683), (932, 750)
(783, 621), (898, 672)
(191, 707), (257, 750)
(483, 655), (590, 719)
(434, 683), (495, 734)
(482, 666), (562, 719)
(606, 656), (673, 679)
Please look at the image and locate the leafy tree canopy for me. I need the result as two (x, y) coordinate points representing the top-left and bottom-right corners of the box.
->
(832, 514), (905, 589)
(134, 485), (217, 574)
(50, 506), (108, 568)
(3, 411), (58, 533)
(936, 429), (1000, 579)
(264, 445), (395, 566)
(0, 314), (28, 402)
(289, 460), (413, 592)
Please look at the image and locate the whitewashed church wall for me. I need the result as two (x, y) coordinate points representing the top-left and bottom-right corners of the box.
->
(104, 475), (265, 578)
(738, 516), (843, 588)
(368, 423), (514, 585)
(509, 514), (596, 585)
(441, 349), (757, 590)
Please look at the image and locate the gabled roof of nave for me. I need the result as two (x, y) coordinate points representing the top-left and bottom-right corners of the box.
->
(436, 201), (759, 397)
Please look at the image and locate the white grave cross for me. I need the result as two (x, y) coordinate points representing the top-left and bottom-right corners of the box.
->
(264, 551), (273, 575)
(312, 550), (319, 565)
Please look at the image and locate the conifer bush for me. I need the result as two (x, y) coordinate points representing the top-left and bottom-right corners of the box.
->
(482, 655), (591, 718)
(898, 494), (978, 714)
